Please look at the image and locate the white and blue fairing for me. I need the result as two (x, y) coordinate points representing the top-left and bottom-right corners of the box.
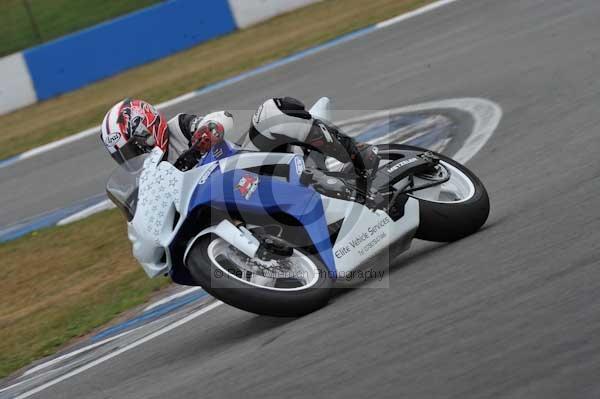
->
(125, 141), (419, 280)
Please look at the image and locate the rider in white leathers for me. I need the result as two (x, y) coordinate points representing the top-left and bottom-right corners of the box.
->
(101, 97), (378, 174)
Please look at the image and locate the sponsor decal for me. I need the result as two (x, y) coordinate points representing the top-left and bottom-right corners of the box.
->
(236, 174), (260, 200)
(105, 132), (121, 146)
(213, 146), (224, 159)
(386, 157), (418, 173)
(198, 164), (218, 185)
(334, 216), (391, 259)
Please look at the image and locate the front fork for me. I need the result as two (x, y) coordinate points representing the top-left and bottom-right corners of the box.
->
(183, 219), (260, 265)
(183, 219), (295, 267)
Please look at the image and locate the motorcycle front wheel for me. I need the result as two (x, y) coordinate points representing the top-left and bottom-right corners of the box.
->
(186, 234), (334, 317)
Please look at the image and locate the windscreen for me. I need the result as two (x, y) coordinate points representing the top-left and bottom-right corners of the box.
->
(105, 153), (150, 221)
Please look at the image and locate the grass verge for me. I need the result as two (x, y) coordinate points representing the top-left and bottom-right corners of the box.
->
(0, 209), (169, 378)
(0, 0), (433, 160)
(0, 0), (161, 57)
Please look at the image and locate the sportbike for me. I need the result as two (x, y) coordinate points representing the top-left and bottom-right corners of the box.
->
(107, 98), (489, 316)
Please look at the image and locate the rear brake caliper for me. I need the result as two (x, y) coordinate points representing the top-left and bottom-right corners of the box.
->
(418, 151), (440, 171)
(416, 151), (447, 180)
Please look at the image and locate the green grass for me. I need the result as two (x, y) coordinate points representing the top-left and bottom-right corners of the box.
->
(0, 209), (170, 378)
(0, 0), (161, 56)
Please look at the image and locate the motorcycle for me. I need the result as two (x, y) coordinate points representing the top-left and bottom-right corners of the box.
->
(106, 98), (490, 317)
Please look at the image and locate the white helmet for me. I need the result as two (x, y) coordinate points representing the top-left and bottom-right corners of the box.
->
(199, 111), (234, 135)
(189, 111), (234, 155)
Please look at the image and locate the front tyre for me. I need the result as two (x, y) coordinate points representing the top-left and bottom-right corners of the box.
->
(377, 144), (490, 242)
(186, 235), (334, 317)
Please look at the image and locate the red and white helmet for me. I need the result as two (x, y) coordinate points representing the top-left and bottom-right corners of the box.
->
(101, 99), (169, 164)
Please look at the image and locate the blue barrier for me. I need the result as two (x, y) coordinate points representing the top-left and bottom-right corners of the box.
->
(23, 0), (236, 100)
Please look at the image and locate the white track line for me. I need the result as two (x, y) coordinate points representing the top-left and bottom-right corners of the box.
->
(13, 301), (223, 399)
(375, 0), (460, 29)
(335, 97), (502, 165)
(444, 99), (503, 164)
(22, 327), (142, 378)
(0, 0), (460, 169)
(0, 327), (141, 393)
(143, 287), (204, 312)
(56, 199), (114, 226)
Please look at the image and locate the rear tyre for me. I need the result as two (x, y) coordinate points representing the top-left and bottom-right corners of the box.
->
(186, 234), (334, 317)
(377, 144), (490, 242)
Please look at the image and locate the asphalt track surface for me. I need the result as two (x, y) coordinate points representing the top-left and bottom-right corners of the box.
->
(3, 0), (600, 397)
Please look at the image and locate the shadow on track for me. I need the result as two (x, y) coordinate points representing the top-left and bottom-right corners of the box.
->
(329, 216), (504, 299)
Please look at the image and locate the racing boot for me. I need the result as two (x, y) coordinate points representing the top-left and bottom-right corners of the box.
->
(306, 119), (380, 177)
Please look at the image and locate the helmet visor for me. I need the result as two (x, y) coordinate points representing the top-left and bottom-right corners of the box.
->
(111, 135), (153, 165)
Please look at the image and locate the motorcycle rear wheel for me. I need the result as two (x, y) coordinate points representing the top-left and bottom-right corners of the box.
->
(376, 144), (490, 242)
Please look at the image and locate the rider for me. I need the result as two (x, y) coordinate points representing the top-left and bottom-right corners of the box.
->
(101, 97), (378, 175)
(100, 98), (233, 171)
(247, 97), (380, 177)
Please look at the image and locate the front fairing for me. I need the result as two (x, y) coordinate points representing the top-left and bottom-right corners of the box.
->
(126, 149), (184, 277)
(123, 145), (349, 279)
(120, 145), (418, 281)
(123, 142), (238, 276)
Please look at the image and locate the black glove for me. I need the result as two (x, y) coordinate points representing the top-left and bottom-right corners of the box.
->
(173, 148), (202, 171)
(306, 119), (359, 163)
